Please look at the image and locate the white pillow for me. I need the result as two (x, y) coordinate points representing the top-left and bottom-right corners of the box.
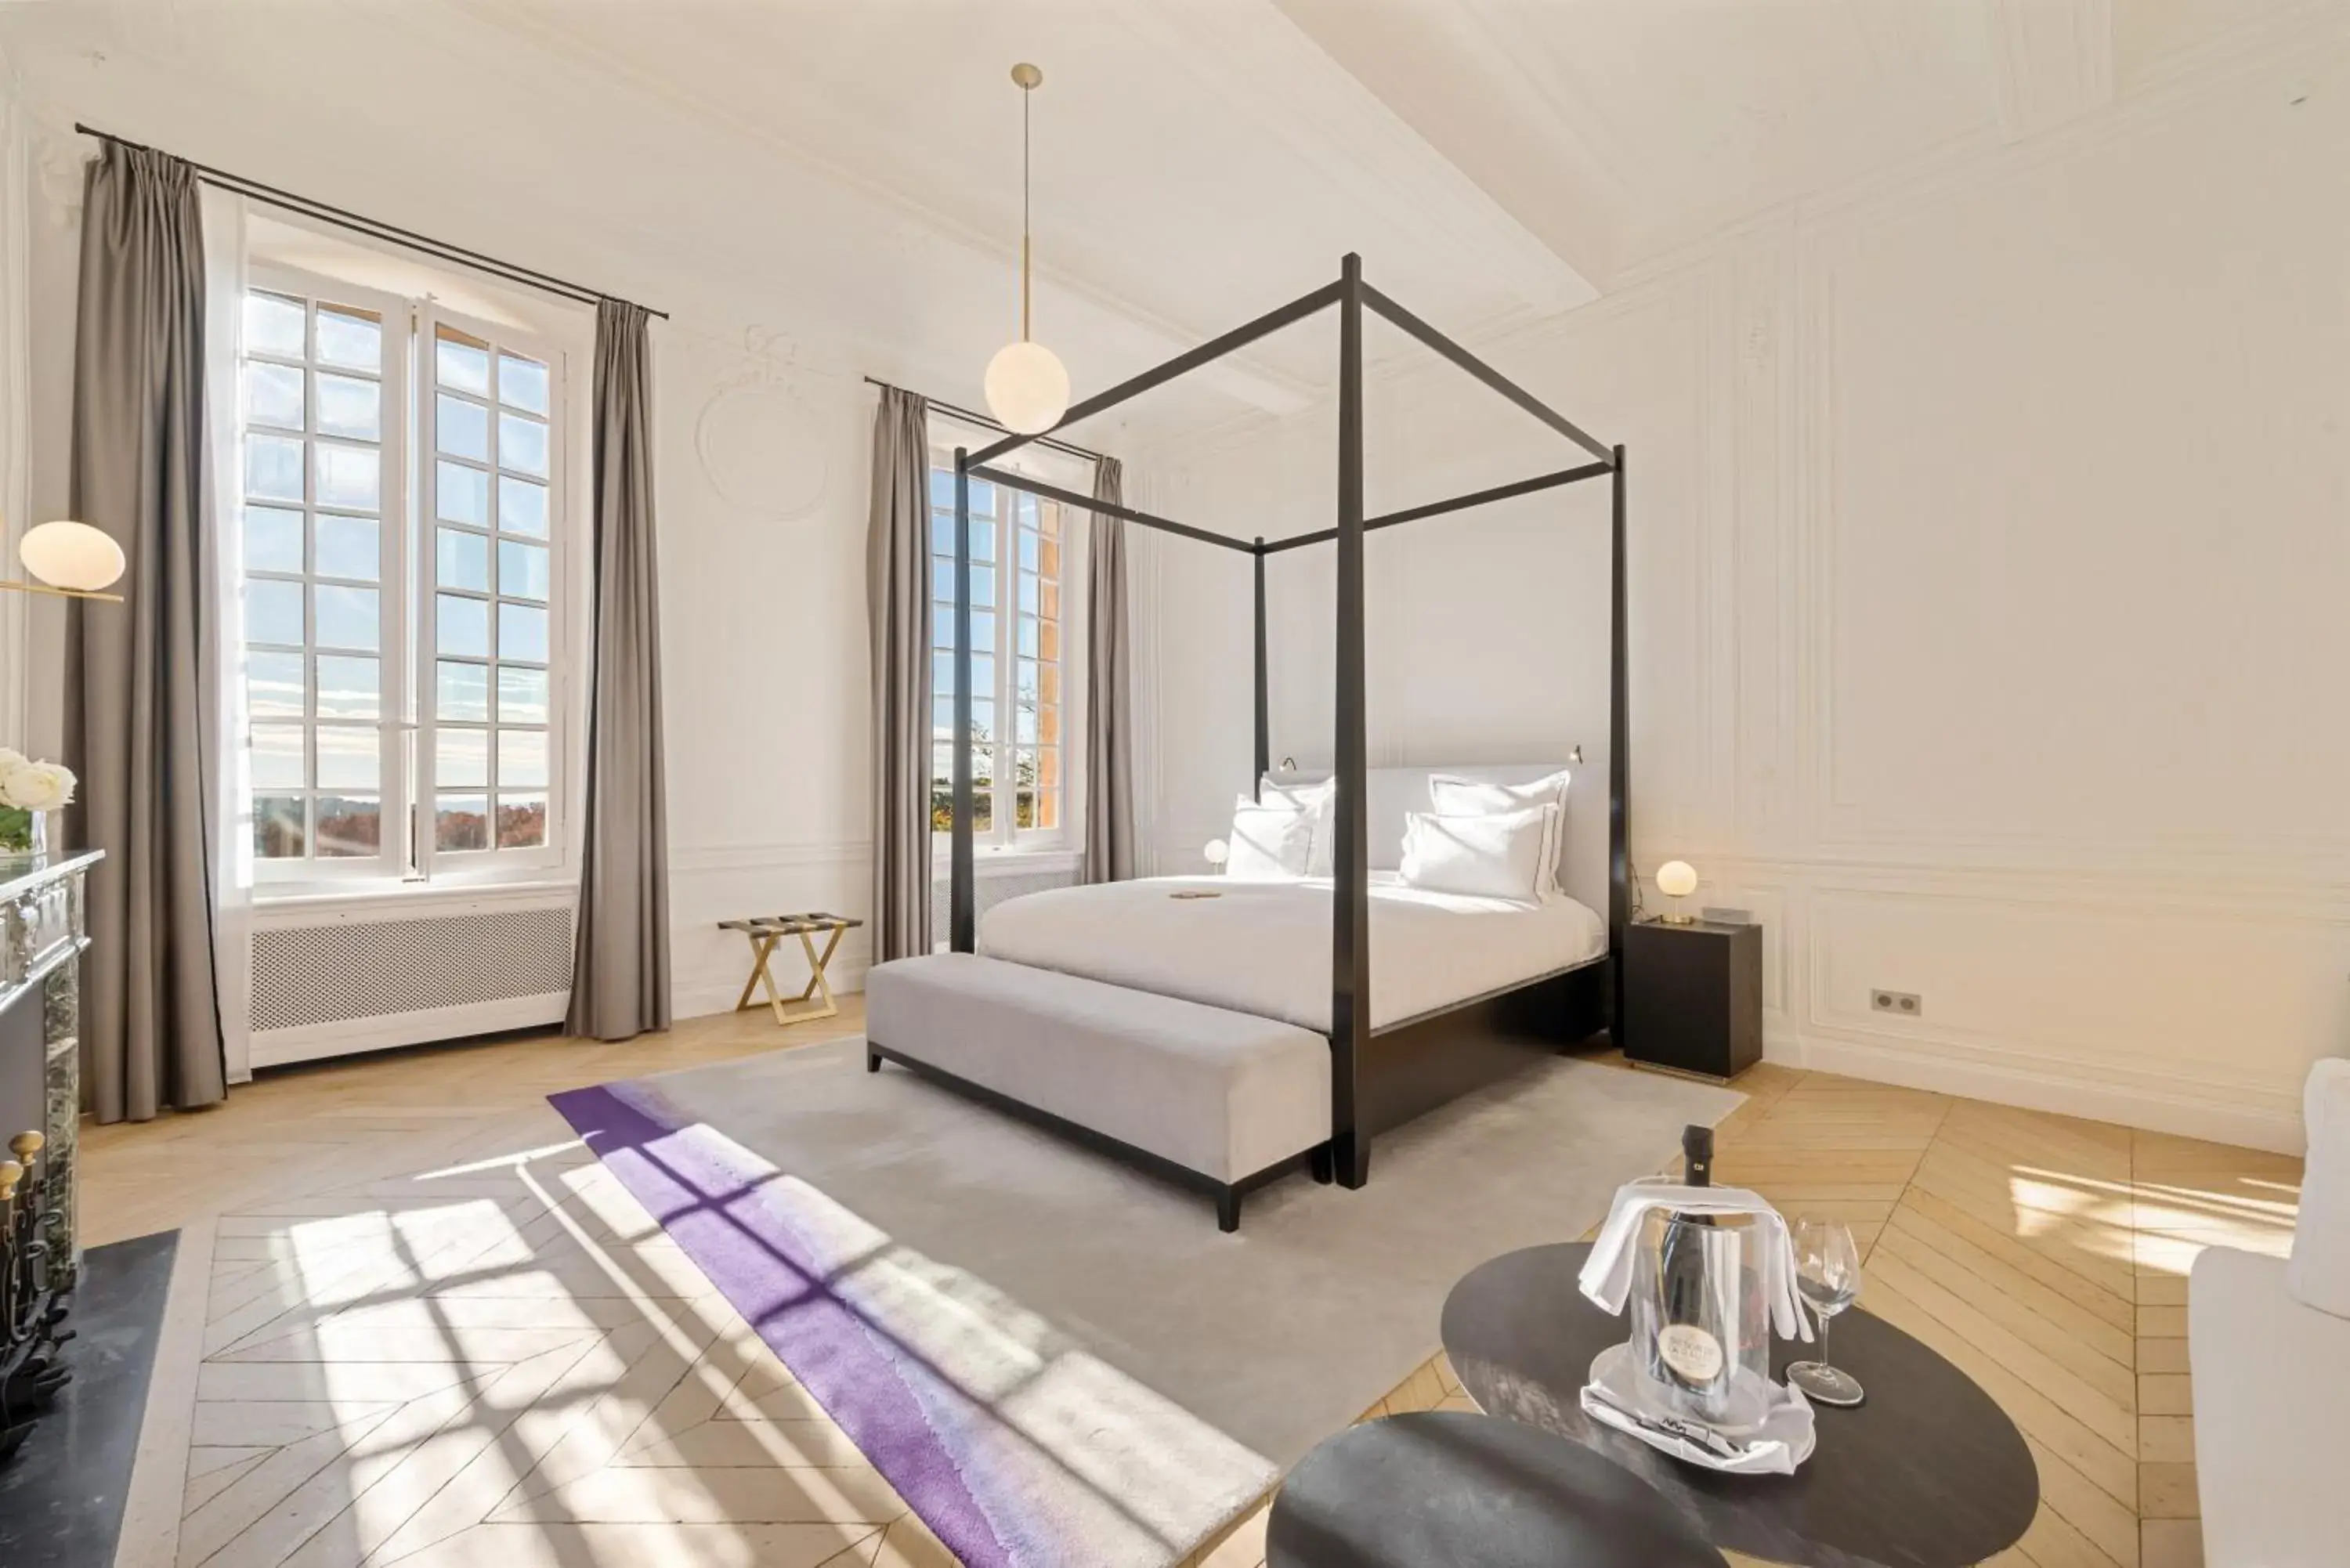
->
(1260, 776), (1336, 876)
(2288, 1058), (2350, 1319)
(1429, 771), (1571, 897)
(1397, 804), (1556, 904)
(1224, 795), (1314, 880)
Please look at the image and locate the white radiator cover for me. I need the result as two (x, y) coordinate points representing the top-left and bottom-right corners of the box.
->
(249, 900), (575, 1068)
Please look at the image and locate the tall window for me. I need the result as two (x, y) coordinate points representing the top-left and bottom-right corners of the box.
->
(928, 449), (1072, 848)
(236, 269), (569, 886)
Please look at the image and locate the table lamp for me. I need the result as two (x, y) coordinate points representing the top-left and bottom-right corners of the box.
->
(1656, 860), (1699, 925)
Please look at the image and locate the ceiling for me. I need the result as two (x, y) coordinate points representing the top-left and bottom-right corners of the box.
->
(0, 0), (2321, 441)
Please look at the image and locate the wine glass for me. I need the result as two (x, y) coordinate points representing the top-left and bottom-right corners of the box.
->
(1785, 1216), (1864, 1406)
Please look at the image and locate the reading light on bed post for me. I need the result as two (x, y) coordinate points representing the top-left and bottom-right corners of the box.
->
(982, 63), (1071, 436)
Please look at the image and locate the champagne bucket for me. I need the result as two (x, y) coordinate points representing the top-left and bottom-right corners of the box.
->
(1627, 1209), (1773, 1433)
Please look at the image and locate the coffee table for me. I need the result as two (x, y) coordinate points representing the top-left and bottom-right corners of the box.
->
(1266, 1409), (1728, 1568)
(1441, 1242), (2038, 1568)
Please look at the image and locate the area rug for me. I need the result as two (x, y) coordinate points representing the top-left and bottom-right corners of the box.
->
(550, 1039), (1740, 1568)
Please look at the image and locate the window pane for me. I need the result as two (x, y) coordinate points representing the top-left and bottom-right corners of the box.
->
(436, 727), (488, 788)
(1015, 658), (1038, 706)
(245, 650), (304, 717)
(931, 513), (953, 557)
(250, 724), (305, 789)
(972, 518), (995, 563)
(316, 373), (380, 440)
(243, 505), (303, 575)
(1019, 573), (1038, 615)
(497, 729), (548, 789)
(498, 412), (549, 477)
(1040, 580), (1060, 620)
(496, 794), (548, 849)
(316, 306), (381, 371)
(931, 611), (952, 651)
(315, 585), (380, 652)
(932, 693), (954, 738)
(498, 602), (549, 663)
(969, 697), (996, 746)
(244, 578), (305, 647)
(316, 725), (378, 790)
(1015, 702), (1037, 745)
(315, 514), (379, 582)
(971, 565), (996, 610)
(931, 561), (953, 603)
(497, 475), (548, 537)
(1038, 620), (1061, 662)
(245, 434), (304, 503)
(244, 291), (306, 359)
(315, 654), (379, 720)
(436, 795), (489, 852)
(437, 393), (489, 461)
(313, 443), (380, 511)
(499, 352), (549, 414)
(437, 527), (490, 592)
(497, 666), (548, 725)
(1020, 530), (1039, 572)
(438, 660), (490, 722)
(437, 460), (489, 525)
(437, 331), (490, 395)
(971, 652), (995, 703)
(929, 468), (954, 508)
(497, 540), (550, 602)
(244, 361), (303, 431)
(1018, 619), (1038, 659)
(437, 594), (489, 658)
(931, 649), (953, 696)
(314, 795), (381, 858)
(970, 479), (994, 516)
(253, 796), (306, 858)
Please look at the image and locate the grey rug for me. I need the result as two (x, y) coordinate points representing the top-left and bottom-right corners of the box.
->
(552, 1039), (1741, 1567)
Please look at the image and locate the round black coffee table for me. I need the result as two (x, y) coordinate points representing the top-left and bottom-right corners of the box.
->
(1441, 1243), (2038, 1568)
(1266, 1409), (1728, 1568)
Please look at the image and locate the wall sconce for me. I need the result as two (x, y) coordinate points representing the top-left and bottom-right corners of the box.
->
(4, 521), (126, 602)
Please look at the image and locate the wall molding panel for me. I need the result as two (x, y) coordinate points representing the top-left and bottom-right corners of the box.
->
(1132, 38), (2350, 1154)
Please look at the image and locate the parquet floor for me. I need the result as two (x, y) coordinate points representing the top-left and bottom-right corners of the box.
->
(78, 1003), (2297, 1568)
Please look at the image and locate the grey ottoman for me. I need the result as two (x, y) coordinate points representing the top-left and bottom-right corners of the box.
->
(864, 952), (1333, 1230)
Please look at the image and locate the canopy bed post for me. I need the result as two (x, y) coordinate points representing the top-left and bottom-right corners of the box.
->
(951, 448), (978, 953)
(1608, 444), (1629, 1024)
(1331, 253), (1371, 1188)
(1253, 538), (1269, 798)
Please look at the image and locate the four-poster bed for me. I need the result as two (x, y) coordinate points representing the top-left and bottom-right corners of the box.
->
(872, 252), (1628, 1221)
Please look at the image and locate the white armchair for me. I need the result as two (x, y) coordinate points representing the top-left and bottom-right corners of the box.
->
(2189, 1059), (2350, 1566)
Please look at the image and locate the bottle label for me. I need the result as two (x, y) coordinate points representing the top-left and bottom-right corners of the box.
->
(1657, 1323), (1725, 1385)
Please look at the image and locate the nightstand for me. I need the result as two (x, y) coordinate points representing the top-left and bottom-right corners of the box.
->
(1622, 918), (1762, 1081)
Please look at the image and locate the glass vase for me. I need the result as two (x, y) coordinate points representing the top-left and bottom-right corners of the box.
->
(0, 807), (49, 855)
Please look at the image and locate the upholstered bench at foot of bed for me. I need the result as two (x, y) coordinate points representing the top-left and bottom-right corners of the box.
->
(862, 952), (1333, 1230)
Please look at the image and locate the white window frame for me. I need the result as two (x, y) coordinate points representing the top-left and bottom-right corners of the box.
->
(926, 415), (1090, 862)
(416, 303), (573, 879)
(237, 267), (577, 898)
(241, 266), (414, 887)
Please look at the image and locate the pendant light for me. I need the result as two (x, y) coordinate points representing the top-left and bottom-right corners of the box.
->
(982, 62), (1071, 435)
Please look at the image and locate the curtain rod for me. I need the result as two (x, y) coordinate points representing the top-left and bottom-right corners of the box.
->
(74, 123), (667, 321)
(863, 376), (1107, 464)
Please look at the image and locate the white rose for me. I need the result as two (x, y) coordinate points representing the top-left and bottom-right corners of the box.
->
(0, 761), (74, 811)
(0, 748), (26, 778)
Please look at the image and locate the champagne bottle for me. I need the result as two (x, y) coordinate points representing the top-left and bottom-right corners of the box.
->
(1651, 1124), (1730, 1404)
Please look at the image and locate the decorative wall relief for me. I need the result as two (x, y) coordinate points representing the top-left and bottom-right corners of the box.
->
(692, 327), (833, 522)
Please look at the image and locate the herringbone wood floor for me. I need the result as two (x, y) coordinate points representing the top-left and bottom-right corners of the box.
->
(79, 1001), (2296, 1568)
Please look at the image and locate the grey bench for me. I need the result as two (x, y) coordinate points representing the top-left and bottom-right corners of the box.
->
(863, 952), (1334, 1230)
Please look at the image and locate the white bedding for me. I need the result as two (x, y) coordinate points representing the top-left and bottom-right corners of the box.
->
(977, 873), (1607, 1033)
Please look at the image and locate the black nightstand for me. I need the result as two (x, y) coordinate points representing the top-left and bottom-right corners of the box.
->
(1622, 919), (1762, 1081)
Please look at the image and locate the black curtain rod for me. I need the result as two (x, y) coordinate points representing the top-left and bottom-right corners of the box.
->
(863, 377), (1107, 464)
(74, 123), (667, 320)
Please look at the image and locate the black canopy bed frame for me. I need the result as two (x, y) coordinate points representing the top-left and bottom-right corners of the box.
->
(944, 252), (1628, 1190)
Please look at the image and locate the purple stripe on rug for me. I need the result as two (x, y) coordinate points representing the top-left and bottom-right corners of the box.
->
(549, 1080), (1011, 1568)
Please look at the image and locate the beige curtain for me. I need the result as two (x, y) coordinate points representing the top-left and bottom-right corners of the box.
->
(565, 299), (671, 1041)
(1083, 457), (1135, 882)
(866, 388), (933, 960)
(64, 141), (226, 1122)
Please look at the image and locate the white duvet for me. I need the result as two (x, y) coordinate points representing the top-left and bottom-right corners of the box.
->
(977, 873), (1607, 1033)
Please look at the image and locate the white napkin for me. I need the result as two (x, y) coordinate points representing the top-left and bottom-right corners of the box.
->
(1577, 1177), (1812, 1342)
(1582, 1342), (1817, 1475)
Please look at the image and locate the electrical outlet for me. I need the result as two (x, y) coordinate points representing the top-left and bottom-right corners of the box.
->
(1871, 990), (1922, 1017)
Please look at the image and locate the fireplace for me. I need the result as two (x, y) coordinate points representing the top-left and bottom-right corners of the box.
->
(0, 848), (100, 1469)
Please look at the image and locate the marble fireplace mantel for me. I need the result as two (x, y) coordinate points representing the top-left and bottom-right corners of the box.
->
(0, 848), (101, 1288)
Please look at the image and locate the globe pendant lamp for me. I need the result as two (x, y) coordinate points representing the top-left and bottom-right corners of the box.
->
(982, 63), (1070, 436)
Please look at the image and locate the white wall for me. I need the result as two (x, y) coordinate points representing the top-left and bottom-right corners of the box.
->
(1132, 38), (2350, 1151)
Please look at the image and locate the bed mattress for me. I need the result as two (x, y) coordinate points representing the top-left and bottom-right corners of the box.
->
(976, 873), (1607, 1034)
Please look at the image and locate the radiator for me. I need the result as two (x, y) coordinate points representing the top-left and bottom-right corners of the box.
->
(248, 901), (575, 1068)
